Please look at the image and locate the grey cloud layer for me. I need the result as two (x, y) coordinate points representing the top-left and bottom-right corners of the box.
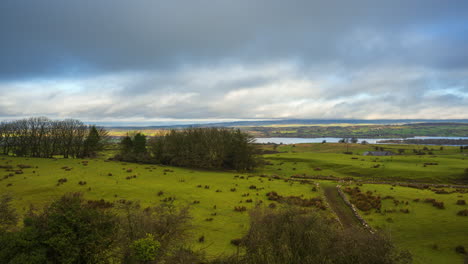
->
(0, 0), (467, 120)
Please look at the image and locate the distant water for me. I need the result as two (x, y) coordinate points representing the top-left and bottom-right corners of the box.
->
(254, 137), (468, 145)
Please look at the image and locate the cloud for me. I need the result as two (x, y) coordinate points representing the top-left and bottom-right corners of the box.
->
(0, 62), (467, 121)
(0, 0), (467, 121)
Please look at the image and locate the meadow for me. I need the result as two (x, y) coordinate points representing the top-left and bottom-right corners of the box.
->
(342, 183), (468, 264)
(1, 142), (467, 263)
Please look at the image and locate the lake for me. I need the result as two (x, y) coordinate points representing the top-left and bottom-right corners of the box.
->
(254, 136), (468, 145)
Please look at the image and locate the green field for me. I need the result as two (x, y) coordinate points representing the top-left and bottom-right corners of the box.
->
(1, 142), (467, 263)
(343, 183), (468, 264)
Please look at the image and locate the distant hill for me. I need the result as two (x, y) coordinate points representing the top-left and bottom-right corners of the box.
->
(106, 119), (468, 130)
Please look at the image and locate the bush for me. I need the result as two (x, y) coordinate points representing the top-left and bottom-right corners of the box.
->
(344, 187), (381, 211)
(213, 207), (412, 264)
(234, 206), (247, 212)
(230, 238), (243, 246)
(131, 233), (160, 262)
(0, 193), (117, 263)
(457, 209), (468, 216)
(455, 245), (466, 254)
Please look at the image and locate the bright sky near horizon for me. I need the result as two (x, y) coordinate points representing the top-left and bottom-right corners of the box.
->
(1, 0), (467, 123)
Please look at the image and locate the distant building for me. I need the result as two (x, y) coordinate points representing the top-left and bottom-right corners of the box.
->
(362, 151), (395, 156)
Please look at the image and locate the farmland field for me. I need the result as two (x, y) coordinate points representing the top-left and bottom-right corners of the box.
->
(1, 142), (467, 263)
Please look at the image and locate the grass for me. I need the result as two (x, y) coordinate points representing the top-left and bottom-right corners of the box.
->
(260, 143), (468, 184)
(342, 183), (468, 264)
(1, 142), (467, 262)
(0, 155), (319, 257)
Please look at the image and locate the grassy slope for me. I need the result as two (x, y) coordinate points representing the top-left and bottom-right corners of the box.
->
(344, 183), (468, 264)
(1, 142), (467, 262)
(0, 156), (319, 257)
(261, 143), (468, 184)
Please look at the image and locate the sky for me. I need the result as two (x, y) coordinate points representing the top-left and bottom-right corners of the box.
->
(1, 0), (468, 124)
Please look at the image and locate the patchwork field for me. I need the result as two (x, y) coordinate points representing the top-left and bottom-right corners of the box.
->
(1, 142), (467, 263)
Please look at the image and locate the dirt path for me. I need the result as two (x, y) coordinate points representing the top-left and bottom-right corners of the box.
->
(322, 184), (362, 229)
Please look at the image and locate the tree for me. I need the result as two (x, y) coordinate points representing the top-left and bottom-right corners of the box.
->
(133, 133), (147, 154)
(0, 117), (106, 159)
(83, 125), (101, 157)
(121, 135), (134, 154)
(350, 137), (358, 143)
(147, 128), (260, 171)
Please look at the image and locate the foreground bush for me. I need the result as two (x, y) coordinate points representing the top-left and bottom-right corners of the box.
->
(0, 193), (117, 263)
(0, 193), (202, 264)
(213, 207), (412, 264)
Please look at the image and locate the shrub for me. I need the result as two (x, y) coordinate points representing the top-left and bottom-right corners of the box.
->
(131, 233), (161, 262)
(215, 207), (412, 264)
(343, 187), (381, 211)
(455, 245), (466, 254)
(0, 193), (118, 263)
(57, 178), (68, 185)
(457, 209), (468, 216)
(230, 238), (243, 246)
(456, 200), (466, 205)
(234, 206), (247, 212)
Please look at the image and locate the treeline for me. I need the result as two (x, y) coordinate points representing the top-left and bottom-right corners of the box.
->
(0, 117), (108, 158)
(116, 128), (260, 171)
(0, 193), (413, 264)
